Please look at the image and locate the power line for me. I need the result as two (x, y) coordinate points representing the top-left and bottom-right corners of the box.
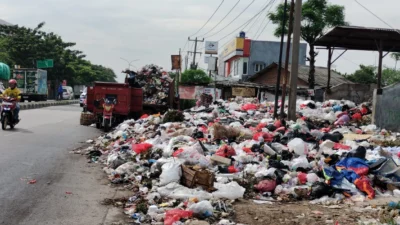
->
(353, 0), (394, 29)
(199, 0), (275, 52)
(189, 0), (225, 37)
(200, 0), (241, 37)
(204, 0), (256, 39)
(253, 0), (277, 39)
(216, 0), (275, 43)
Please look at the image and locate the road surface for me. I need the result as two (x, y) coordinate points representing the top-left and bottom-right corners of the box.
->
(0, 105), (121, 225)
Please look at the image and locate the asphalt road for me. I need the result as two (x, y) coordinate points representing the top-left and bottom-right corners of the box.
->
(0, 105), (120, 225)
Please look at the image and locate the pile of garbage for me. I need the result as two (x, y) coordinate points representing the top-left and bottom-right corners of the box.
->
(135, 64), (173, 105)
(82, 97), (400, 224)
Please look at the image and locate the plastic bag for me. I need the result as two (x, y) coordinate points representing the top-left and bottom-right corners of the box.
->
(164, 209), (193, 225)
(254, 179), (277, 192)
(213, 181), (245, 200)
(215, 145), (236, 158)
(307, 173), (320, 184)
(159, 162), (182, 186)
(157, 183), (213, 200)
(132, 142), (153, 154)
(241, 103), (257, 111)
(287, 138), (309, 156)
(173, 146), (210, 168)
(188, 200), (213, 217)
(163, 136), (194, 156)
(291, 155), (311, 170)
(354, 176), (375, 199)
(115, 162), (139, 176)
(253, 132), (274, 142)
(297, 172), (307, 184)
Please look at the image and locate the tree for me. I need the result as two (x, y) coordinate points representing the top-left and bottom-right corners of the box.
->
(391, 53), (400, 70)
(269, 0), (347, 89)
(345, 65), (376, 84)
(382, 68), (400, 86)
(180, 69), (211, 85)
(0, 22), (116, 86)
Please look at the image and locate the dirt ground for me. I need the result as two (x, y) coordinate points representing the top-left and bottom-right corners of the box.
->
(233, 198), (396, 225)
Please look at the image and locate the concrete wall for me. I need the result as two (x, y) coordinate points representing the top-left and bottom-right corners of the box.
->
(324, 84), (376, 104)
(374, 83), (400, 132)
(247, 41), (307, 78)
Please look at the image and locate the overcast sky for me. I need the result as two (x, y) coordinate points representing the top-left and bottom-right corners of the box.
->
(0, 0), (398, 81)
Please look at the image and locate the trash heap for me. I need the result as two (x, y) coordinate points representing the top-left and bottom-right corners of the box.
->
(135, 64), (173, 105)
(82, 97), (400, 225)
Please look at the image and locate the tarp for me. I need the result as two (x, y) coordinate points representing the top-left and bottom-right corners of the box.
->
(0, 63), (10, 80)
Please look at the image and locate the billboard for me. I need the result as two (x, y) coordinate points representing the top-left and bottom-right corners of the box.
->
(232, 87), (256, 97)
(205, 41), (218, 54)
(221, 37), (244, 59)
(179, 85), (221, 100)
(171, 55), (181, 70)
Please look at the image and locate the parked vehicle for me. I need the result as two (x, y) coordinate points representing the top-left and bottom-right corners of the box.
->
(1, 97), (19, 130)
(86, 82), (143, 131)
(98, 97), (116, 132)
(13, 69), (47, 102)
(79, 87), (87, 107)
(74, 85), (86, 99)
(62, 86), (74, 100)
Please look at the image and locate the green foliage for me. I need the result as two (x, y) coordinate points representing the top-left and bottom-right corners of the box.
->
(180, 99), (196, 110)
(345, 65), (400, 86)
(0, 22), (116, 85)
(382, 68), (400, 86)
(180, 69), (211, 85)
(268, 0), (347, 89)
(391, 53), (400, 69)
(345, 65), (376, 84)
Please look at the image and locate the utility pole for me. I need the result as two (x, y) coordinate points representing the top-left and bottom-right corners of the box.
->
(273, 0), (288, 119)
(288, 0), (302, 121)
(280, 0), (295, 117)
(185, 54), (189, 71)
(188, 37), (204, 69)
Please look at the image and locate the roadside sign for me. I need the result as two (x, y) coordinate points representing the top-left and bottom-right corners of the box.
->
(37, 59), (54, 68)
(207, 57), (217, 71)
(205, 41), (218, 54)
(204, 56), (210, 64)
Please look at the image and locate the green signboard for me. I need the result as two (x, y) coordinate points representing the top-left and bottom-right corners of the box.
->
(37, 59), (53, 68)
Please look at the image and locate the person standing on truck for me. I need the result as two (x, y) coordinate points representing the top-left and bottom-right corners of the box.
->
(1, 79), (21, 121)
(57, 82), (63, 101)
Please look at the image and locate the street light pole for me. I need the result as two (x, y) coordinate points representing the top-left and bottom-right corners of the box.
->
(120, 58), (140, 70)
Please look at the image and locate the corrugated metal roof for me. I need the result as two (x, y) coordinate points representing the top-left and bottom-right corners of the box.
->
(290, 64), (353, 87)
(315, 26), (400, 52)
(248, 62), (353, 87)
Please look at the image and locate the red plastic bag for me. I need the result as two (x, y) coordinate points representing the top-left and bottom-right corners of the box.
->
(132, 143), (153, 154)
(164, 209), (193, 225)
(256, 123), (267, 131)
(352, 113), (362, 121)
(253, 132), (274, 142)
(241, 103), (257, 111)
(216, 145), (236, 158)
(228, 165), (239, 173)
(354, 176), (375, 199)
(140, 114), (149, 119)
(172, 148), (184, 157)
(333, 143), (351, 150)
(297, 172), (307, 184)
(254, 179), (277, 192)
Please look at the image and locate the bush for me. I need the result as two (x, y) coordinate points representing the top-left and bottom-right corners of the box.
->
(180, 69), (211, 85)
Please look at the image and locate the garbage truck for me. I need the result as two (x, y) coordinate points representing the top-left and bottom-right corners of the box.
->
(13, 68), (48, 102)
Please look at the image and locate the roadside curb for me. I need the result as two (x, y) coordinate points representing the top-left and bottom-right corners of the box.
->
(20, 100), (79, 110)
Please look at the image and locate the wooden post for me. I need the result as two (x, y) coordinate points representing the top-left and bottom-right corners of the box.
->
(327, 47), (332, 89)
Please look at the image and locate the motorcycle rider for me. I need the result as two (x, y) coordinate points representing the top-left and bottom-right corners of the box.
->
(1, 79), (21, 122)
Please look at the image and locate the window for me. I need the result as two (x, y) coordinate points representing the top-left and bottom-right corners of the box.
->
(234, 60), (239, 75)
(243, 62), (248, 75)
(254, 63), (264, 72)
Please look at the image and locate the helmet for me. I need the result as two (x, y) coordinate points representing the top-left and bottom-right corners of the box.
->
(9, 79), (17, 85)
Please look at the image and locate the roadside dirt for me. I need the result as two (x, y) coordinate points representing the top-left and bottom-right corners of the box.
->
(234, 199), (387, 225)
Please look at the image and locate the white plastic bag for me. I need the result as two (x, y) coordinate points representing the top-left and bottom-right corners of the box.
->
(306, 173), (320, 183)
(291, 155), (311, 170)
(159, 162), (182, 186)
(174, 145), (210, 168)
(288, 138), (309, 156)
(188, 200), (213, 216)
(115, 162), (139, 176)
(213, 181), (245, 200)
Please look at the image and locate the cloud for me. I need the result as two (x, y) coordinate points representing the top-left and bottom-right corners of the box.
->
(1, 0), (400, 81)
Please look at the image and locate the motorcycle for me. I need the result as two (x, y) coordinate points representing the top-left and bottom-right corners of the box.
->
(1, 97), (19, 130)
(96, 98), (117, 132)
